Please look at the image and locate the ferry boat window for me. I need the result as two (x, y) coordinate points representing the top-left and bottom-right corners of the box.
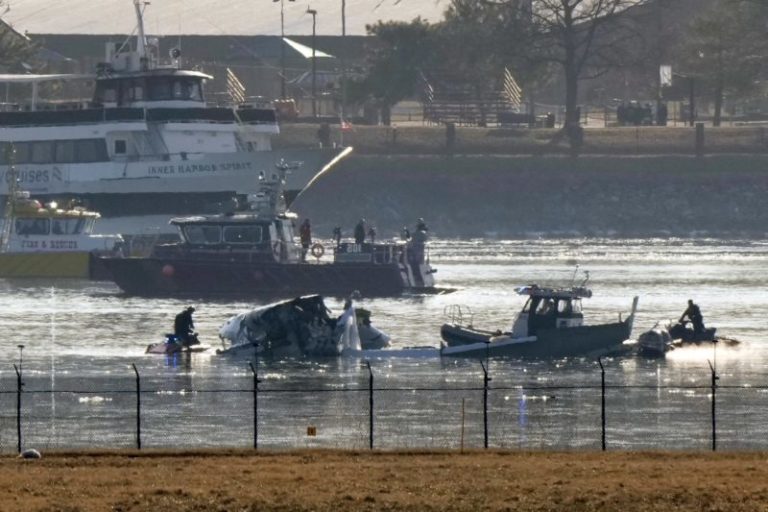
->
(31, 142), (54, 164)
(557, 300), (573, 314)
(15, 218), (49, 235)
(55, 141), (76, 163)
(12, 143), (30, 164)
(102, 86), (117, 104)
(223, 226), (262, 244)
(184, 225), (221, 244)
(114, 140), (127, 155)
(52, 218), (86, 235)
(148, 78), (172, 101)
(74, 139), (109, 163)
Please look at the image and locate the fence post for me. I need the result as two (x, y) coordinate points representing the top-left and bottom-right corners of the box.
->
(132, 364), (141, 450)
(598, 357), (606, 451)
(480, 360), (491, 449)
(708, 360), (718, 451)
(365, 361), (374, 450)
(249, 361), (261, 450)
(13, 363), (22, 454)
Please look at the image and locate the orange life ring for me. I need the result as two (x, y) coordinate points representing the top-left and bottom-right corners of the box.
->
(310, 243), (325, 259)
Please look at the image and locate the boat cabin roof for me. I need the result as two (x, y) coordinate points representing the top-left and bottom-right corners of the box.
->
(170, 212), (296, 226)
(516, 285), (592, 300)
(96, 69), (213, 81)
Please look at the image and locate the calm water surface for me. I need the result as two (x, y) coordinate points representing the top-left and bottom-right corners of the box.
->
(0, 238), (767, 451)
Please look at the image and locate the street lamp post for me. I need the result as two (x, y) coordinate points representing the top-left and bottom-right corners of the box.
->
(307, 8), (317, 118)
(273, 0), (295, 100)
(340, 0), (346, 145)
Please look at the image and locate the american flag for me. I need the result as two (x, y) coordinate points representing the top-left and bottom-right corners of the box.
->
(503, 67), (522, 108)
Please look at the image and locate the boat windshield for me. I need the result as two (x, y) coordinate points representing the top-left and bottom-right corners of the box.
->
(52, 217), (87, 235)
(183, 225), (221, 244)
(223, 225), (262, 245)
(15, 218), (49, 235)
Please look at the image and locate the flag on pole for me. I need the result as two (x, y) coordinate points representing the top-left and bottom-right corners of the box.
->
(503, 67), (522, 108)
(226, 67), (246, 105)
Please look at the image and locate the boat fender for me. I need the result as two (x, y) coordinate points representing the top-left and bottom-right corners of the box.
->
(161, 264), (175, 277)
(310, 243), (325, 259)
(272, 241), (282, 260)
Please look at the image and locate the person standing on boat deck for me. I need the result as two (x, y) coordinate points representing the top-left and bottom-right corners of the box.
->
(332, 226), (342, 248)
(401, 226), (411, 241)
(410, 221), (428, 265)
(367, 226), (377, 244)
(354, 219), (366, 245)
(174, 306), (197, 347)
(299, 219), (312, 262)
(679, 299), (705, 334)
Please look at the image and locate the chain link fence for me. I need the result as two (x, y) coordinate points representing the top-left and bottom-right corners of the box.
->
(1, 359), (766, 453)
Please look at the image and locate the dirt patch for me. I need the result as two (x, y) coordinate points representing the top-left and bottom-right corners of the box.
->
(3, 450), (768, 511)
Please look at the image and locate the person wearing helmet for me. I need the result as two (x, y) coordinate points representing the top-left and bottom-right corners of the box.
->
(174, 306), (199, 347)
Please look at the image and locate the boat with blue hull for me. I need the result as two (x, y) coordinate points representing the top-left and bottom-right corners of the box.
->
(440, 281), (638, 358)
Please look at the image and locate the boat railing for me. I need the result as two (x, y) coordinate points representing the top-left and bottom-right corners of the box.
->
(0, 106), (278, 128)
(443, 304), (474, 327)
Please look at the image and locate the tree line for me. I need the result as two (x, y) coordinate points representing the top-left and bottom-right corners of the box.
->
(346, 0), (768, 142)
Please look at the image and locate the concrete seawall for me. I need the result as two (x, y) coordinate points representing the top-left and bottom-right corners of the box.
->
(291, 154), (768, 238)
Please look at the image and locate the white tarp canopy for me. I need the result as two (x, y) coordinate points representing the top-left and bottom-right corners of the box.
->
(283, 37), (334, 59)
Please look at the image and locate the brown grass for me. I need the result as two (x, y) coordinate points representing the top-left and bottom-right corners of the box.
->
(275, 123), (768, 156)
(5, 449), (768, 511)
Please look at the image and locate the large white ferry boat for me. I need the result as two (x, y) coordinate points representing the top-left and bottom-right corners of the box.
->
(0, 1), (348, 234)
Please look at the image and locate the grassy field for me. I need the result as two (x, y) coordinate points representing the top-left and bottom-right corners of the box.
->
(275, 123), (768, 155)
(5, 450), (768, 511)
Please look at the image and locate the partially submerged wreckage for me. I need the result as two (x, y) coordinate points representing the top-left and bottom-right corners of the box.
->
(217, 295), (391, 357)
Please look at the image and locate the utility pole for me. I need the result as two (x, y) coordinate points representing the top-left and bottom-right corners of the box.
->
(273, 0), (295, 99)
(340, 0), (346, 146)
(307, 8), (318, 118)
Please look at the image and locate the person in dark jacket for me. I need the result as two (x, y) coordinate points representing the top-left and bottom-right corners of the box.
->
(679, 299), (705, 334)
(354, 219), (366, 244)
(299, 219), (312, 261)
(174, 306), (198, 347)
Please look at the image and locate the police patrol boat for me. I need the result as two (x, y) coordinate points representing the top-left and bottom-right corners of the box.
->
(0, 0), (347, 234)
(0, 190), (122, 278)
(97, 164), (441, 297)
(440, 277), (638, 358)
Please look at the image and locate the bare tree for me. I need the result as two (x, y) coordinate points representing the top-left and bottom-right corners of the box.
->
(526, 0), (649, 134)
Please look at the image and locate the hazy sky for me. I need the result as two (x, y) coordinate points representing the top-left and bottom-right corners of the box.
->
(4, 0), (447, 36)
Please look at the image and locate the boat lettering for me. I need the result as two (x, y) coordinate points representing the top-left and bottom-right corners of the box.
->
(21, 240), (78, 249)
(3, 169), (59, 184)
(50, 240), (78, 249)
(147, 161), (253, 176)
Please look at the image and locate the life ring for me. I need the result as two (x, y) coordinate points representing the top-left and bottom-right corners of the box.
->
(272, 241), (282, 260)
(310, 243), (325, 259)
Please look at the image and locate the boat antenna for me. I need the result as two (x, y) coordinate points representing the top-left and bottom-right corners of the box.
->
(569, 264), (579, 287)
(133, 0), (149, 66)
(0, 143), (18, 253)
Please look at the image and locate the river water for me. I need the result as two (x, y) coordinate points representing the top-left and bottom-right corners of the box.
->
(1, 238), (767, 452)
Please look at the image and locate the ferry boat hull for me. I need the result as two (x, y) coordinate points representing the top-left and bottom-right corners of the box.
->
(97, 256), (432, 297)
